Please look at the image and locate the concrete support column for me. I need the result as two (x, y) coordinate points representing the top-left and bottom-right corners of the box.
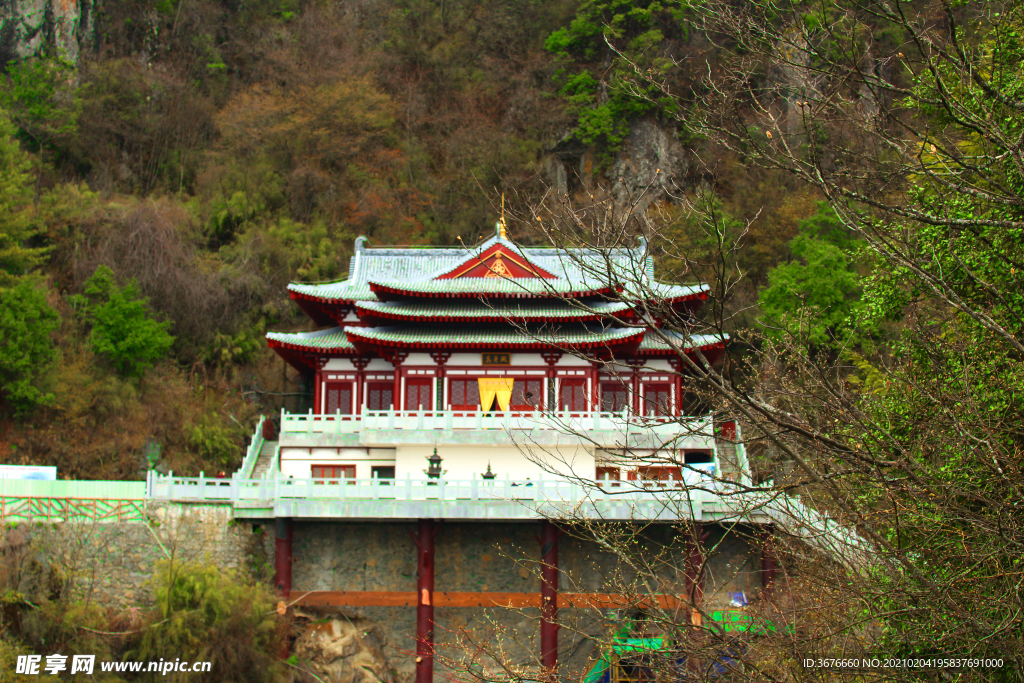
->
(539, 520), (560, 676)
(415, 520), (436, 683)
(274, 518), (293, 594)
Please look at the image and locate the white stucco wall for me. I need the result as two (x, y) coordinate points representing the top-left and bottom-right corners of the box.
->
(393, 443), (595, 481)
(279, 448), (397, 479)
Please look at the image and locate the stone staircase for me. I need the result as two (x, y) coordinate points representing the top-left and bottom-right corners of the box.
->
(251, 441), (278, 478)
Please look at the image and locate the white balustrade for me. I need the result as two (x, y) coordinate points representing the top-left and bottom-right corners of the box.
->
(279, 409), (711, 437)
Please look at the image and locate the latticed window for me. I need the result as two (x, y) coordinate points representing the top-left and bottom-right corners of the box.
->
(643, 384), (672, 416)
(628, 466), (683, 485)
(449, 378), (481, 410)
(600, 382), (630, 412)
(510, 379), (543, 410)
(311, 465), (355, 483)
(325, 383), (353, 414)
(366, 382), (393, 411)
(559, 379), (587, 411)
(405, 379), (433, 410)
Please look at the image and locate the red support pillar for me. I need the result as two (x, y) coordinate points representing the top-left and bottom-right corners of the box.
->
(761, 526), (778, 597)
(274, 518), (293, 595)
(415, 520), (436, 683)
(353, 357), (370, 415)
(631, 365), (641, 415)
(589, 363), (600, 412)
(313, 367), (323, 415)
(390, 352), (407, 411)
(684, 522), (705, 624)
(539, 520), (560, 676)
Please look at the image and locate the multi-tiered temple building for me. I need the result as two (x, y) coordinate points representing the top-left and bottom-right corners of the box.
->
(142, 225), (820, 683)
(263, 227), (729, 485)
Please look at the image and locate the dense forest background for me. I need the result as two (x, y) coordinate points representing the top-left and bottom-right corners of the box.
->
(0, 0), (828, 480)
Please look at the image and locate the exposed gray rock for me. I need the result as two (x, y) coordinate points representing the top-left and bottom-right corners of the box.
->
(0, 0), (96, 64)
(293, 610), (394, 683)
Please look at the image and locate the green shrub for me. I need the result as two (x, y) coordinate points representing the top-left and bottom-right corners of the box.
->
(73, 265), (175, 378)
(0, 278), (59, 416)
(133, 561), (281, 683)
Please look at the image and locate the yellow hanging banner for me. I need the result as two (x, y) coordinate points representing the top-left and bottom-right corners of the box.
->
(478, 378), (515, 411)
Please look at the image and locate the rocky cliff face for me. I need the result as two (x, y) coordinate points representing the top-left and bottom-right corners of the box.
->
(0, 0), (95, 64)
(546, 117), (691, 213)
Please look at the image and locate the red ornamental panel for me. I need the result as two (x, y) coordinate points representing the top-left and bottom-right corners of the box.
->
(510, 379), (543, 410)
(559, 379), (587, 411)
(643, 384), (672, 416)
(600, 382), (629, 412)
(449, 379), (481, 410)
(325, 383), (353, 415)
(366, 382), (394, 411)
(406, 379), (433, 410)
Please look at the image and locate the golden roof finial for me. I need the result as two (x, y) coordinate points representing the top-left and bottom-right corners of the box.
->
(498, 193), (507, 240)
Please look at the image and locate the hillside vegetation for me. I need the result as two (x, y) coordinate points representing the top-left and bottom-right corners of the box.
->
(0, 0), (822, 479)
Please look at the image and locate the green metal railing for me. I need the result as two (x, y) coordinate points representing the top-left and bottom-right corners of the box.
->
(236, 416), (266, 480)
(0, 479), (147, 524)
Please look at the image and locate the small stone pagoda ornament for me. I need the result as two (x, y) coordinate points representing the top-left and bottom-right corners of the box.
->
(424, 448), (446, 479)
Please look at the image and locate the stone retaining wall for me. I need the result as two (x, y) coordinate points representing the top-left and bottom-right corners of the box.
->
(0, 509), (764, 683)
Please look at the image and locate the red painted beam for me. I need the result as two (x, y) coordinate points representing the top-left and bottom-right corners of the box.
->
(287, 590), (692, 609)
(274, 518), (293, 595)
(540, 520), (560, 675)
(415, 520), (436, 683)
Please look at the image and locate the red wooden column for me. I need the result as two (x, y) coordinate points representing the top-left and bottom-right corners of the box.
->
(589, 362), (600, 412)
(541, 352), (561, 410)
(313, 367), (324, 415)
(539, 520), (560, 675)
(414, 520), (437, 683)
(760, 526), (778, 598)
(353, 357), (370, 415)
(274, 518), (293, 594)
(631, 365), (641, 415)
(684, 522), (707, 624)
(389, 352), (408, 411)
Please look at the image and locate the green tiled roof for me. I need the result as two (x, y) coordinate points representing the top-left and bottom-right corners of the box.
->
(369, 278), (705, 299)
(267, 328), (356, 351)
(290, 280), (375, 302)
(287, 234), (708, 304)
(357, 300), (633, 320)
(290, 279), (706, 303)
(639, 332), (728, 352)
(347, 325), (643, 348)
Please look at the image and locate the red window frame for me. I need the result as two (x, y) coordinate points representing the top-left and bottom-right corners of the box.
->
(628, 466), (683, 486)
(643, 383), (672, 416)
(366, 382), (394, 411)
(448, 378), (481, 411)
(511, 378), (544, 411)
(405, 378), (433, 411)
(324, 382), (353, 415)
(559, 378), (587, 412)
(600, 382), (630, 413)
(311, 464), (356, 484)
